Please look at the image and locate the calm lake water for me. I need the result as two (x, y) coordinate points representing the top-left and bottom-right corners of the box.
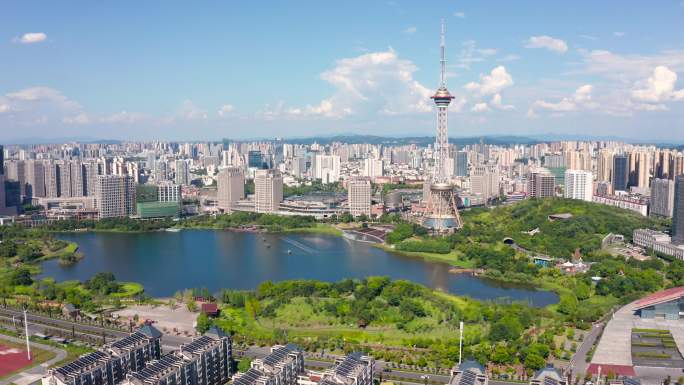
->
(40, 230), (559, 307)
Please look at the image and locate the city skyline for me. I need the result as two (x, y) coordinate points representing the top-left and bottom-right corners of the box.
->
(2, 1), (684, 142)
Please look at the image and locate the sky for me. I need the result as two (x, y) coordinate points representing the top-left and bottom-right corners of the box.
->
(1, 1), (684, 143)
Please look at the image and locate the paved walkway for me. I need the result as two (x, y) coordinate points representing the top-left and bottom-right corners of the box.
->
(0, 334), (67, 385)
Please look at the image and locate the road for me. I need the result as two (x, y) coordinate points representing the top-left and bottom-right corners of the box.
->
(568, 322), (604, 380)
(0, 334), (67, 385)
(1, 308), (527, 385)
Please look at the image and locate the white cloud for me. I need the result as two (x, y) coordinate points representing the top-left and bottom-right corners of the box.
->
(579, 34), (597, 41)
(270, 49), (432, 119)
(0, 104), (9, 114)
(62, 113), (91, 125)
(454, 11), (466, 18)
(631, 66), (684, 102)
(613, 32), (625, 37)
(497, 54), (520, 62)
(464, 66), (513, 95)
(527, 84), (596, 117)
(175, 100), (208, 120)
(577, 49), (684, 81)
(17, 32), (47, 44)
(101, 111), (145, 124)
(455, 40), (498, 69)
(404, 26), (417, 34)
(217, 104), (234, 117)
(470, 102), (489, 112)
(524, 35), (568, 53)
(490, 93), (515, 110)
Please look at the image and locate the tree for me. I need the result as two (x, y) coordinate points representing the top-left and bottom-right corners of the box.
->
(10, 268), (33, 286)
(196, 312), (212, 333)
(245, 297), (261, 319)
(187, 298), (197, 312)
(524, 353), (546, 371)
(491, 344), (511, 364)
(558, 294), (578, 316)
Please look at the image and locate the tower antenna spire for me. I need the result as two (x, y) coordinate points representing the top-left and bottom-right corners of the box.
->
(440, 18), (446, 88)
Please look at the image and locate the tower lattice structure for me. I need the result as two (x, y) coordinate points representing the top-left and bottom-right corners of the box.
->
(423, 19), (462, 233)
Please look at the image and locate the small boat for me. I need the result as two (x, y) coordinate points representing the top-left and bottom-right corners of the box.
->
(287, 249), (292, 254)
(266, 244), (271, 248)
(166, 228), (181, 233)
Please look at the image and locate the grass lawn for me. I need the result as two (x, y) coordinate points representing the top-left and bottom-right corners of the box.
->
(375, 244), (475, 268)
(111, 282), (144, 298)
(279, 224), (343, 237)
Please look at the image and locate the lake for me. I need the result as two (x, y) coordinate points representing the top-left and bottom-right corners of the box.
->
(39, 230), (559, 307)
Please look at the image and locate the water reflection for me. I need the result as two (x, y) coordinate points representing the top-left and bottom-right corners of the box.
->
(39, 230), (558, 307)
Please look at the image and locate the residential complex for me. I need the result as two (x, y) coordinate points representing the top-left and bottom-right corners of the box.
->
(44, 326), (232, 385)
(564, 170), (593, 202)
(233, 344), (304, 385)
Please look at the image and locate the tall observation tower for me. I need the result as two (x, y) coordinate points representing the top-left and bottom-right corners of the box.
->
(423, 19), (462, 232)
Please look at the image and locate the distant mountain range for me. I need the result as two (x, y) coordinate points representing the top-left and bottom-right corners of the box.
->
(4, 133), (683, 147)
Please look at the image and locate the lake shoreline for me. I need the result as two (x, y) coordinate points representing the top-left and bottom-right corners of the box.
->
(45, 230), (559, 307)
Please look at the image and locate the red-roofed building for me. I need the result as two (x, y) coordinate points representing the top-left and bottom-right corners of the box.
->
(633, 286), (684, 320)
(201, 303), (219, 317)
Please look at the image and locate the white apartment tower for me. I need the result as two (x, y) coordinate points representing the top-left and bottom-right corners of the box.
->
(347, 177), (372, 217)
(217, 167), (245, 212)
(254, 169), (283, 213)
(564, 169), (593, 202)
(95, 175), (136, 219)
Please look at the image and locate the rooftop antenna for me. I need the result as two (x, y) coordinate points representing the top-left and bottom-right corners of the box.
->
(440, 18), (447, 88)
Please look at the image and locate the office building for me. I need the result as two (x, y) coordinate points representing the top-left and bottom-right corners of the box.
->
(318, 353), (374, 385)
(347, 177), (371, 217)
(674, 175), (684, 244)
(254, 169), (283, 213)
(217, 167), (245, 212)
(248, 151), (263, 169)
(43, 325), (163, 385)
(455, 151), (468, 177)
(175, 160), (190, 186)
(612, 154), (629, 192)
(233, 344), (304, 385)
(95, 175), (136, 219)
(564, 170), (593, 202)
(527, 170), (555, 198)
(650, 178), (675, 217)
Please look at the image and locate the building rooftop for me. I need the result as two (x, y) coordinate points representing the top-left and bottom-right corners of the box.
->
(54, 350), (110, 378)
(129, 354), (184, 383)
(233, 368), (268, 385)
(263, 344), (301, 367)
(634, 286), (684, 309)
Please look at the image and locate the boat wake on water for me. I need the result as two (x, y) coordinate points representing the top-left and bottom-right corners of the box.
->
(280, 237), (317, 254)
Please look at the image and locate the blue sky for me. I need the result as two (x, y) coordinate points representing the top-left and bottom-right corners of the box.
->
(2, 1), (684, 142)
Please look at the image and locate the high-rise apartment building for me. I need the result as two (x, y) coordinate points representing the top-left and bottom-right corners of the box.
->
(674, 175), (684, 245)
(650, 178), (675, 218)
(363, 158), (384, 179)
(596, 150), (613, 182)
(44, 161), (60, 198)
(347, 177), (371, 217)
(217, 167), (245, 212)
(527, 170), (555, 198)
(564, 170), (593, 202)
(612, 154), (629, 192)
(313, 155), (340, 184)
(95, 175), (136, 219)
(175, 160), (190, 186)
(254, 169), (283, 213)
